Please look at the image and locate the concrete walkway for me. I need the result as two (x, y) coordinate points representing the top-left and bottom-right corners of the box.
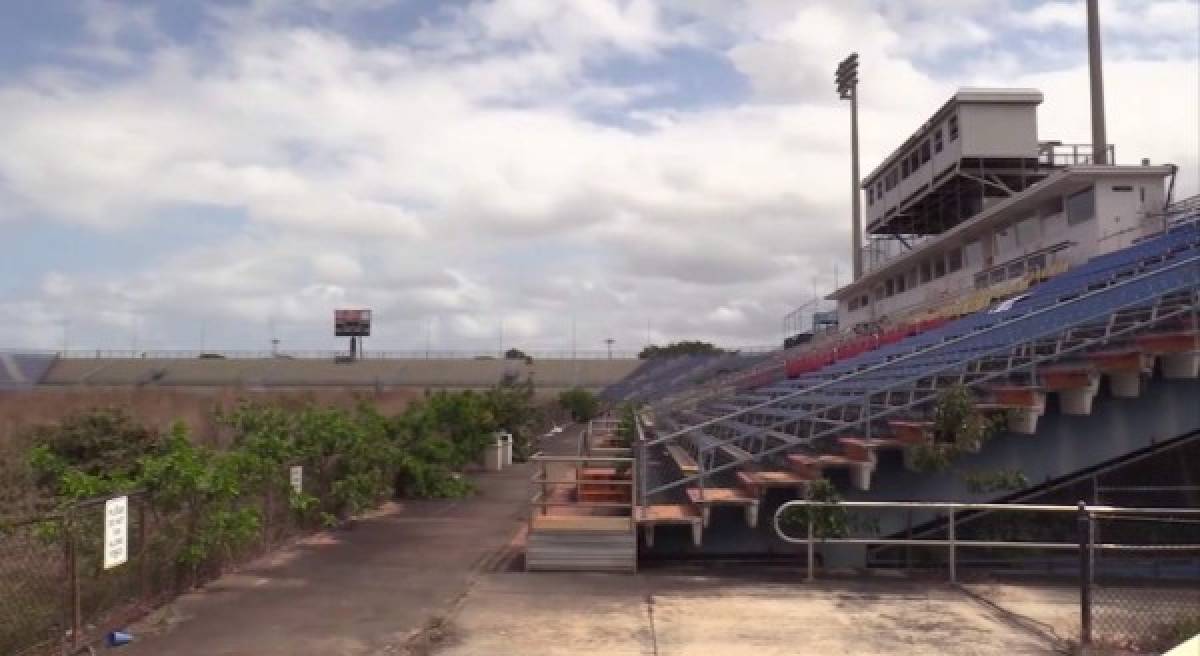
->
(433, 571), (1066, 656)
(119, 428), (577, 656)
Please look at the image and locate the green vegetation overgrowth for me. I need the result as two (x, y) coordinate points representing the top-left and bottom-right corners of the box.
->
(557, 387), (600, 422)
(615, 402), (639, 447)
(1, 382), (543, 653)
(19, 380), (542, 573)
(909, 385), (1003, 473)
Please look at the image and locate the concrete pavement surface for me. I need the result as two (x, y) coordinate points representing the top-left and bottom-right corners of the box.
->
(432, 571), (1064, 656)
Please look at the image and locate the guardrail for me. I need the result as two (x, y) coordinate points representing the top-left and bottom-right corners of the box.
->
(773, 499), (1200, 646)
(773, 500), (1200, 583)
(527, 454), (637, 527)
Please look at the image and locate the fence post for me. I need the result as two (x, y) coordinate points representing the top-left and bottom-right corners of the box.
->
(1078, 501), (1092, 647)
(138, 499), (149, 601)
(64, 511), (81, 651)
(806, 510), (815, 582)
(948, 508), (957, 583)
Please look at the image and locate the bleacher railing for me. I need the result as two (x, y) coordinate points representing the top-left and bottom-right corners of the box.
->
(645, 253), (1200, 494)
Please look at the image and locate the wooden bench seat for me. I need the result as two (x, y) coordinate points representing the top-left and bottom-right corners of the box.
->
(787, 452), (876, 491)
(1135, 331), (1199, 354)
(685, 487), (759, 528)
(736, 469), (813, 497)
(987, 386), (1047, 414)
(837, 436), (905, 462)
(887, 419), (933, 445)
(636, 503), (704, 547)
(664, 444), (699, 475)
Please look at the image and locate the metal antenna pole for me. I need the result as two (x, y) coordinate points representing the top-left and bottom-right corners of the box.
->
(1086, 0), (1108, 165)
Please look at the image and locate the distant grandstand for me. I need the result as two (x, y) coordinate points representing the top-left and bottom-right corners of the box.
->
(0, 353), (639, 395)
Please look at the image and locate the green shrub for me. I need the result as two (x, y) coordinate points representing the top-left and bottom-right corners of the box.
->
(779, 479), (848, 539)
(557, 387), (599, 422)
(909, 385), (1003, 474)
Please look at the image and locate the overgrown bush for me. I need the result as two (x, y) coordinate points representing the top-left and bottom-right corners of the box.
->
(779, 479), (848, 539)
(27, 408), (160, 498)
(557, 387), (599, 422)
(21, 382), (547, 574)
(909, 385), (1002, 474)
(963, 468), (1029, 494)
(616, 402), (639, 447)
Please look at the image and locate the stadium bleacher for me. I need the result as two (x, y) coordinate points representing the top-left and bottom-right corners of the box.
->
(638, 216), (1200, 502)
(602, 352), (771, 404)
(0, 352), (57, 389)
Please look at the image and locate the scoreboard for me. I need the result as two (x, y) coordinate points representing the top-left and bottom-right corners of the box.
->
(334, 309), (372, 337)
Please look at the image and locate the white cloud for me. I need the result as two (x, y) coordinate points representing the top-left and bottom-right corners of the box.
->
(0, 0), (1194, 352)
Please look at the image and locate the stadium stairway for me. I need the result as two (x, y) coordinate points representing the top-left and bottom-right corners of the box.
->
(632, 216), (1200, 553)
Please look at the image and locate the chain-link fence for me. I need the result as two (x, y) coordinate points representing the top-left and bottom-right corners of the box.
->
(1088, 513), (1200, 652)
(0, 514), (66, 655)
(1, 488), (311, 656)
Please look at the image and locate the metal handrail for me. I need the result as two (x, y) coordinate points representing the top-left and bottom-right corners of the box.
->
(531, 477), (634, 486)
(527, 451), (638, 541)
(773, 500), (1200, 582)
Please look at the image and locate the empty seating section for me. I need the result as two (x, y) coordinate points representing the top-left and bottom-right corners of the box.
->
(0, 352), (57, 389)
(602, 353), (769, 403)
(783, 318), (950, 378)
(642, 217), (1200, 502)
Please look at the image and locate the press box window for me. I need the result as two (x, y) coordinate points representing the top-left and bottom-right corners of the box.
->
(920, 140), (931, 165)
(947, 248), (963, 273)
(1066, 187), (1096, 225)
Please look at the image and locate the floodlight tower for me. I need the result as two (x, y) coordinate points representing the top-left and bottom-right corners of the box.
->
(836, 53), (863, 280)
(1086, 0), (1108, 165)
(605, 338), (615, 360)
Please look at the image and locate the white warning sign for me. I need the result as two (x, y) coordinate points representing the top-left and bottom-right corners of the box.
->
(290, 465), (303, 494)
(103, 496), (128, 570)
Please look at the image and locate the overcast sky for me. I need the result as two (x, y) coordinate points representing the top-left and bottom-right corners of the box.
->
(1, 0), (1197, 354)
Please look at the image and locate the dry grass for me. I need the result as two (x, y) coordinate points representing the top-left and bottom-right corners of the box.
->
(0, 386), (423, 446)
